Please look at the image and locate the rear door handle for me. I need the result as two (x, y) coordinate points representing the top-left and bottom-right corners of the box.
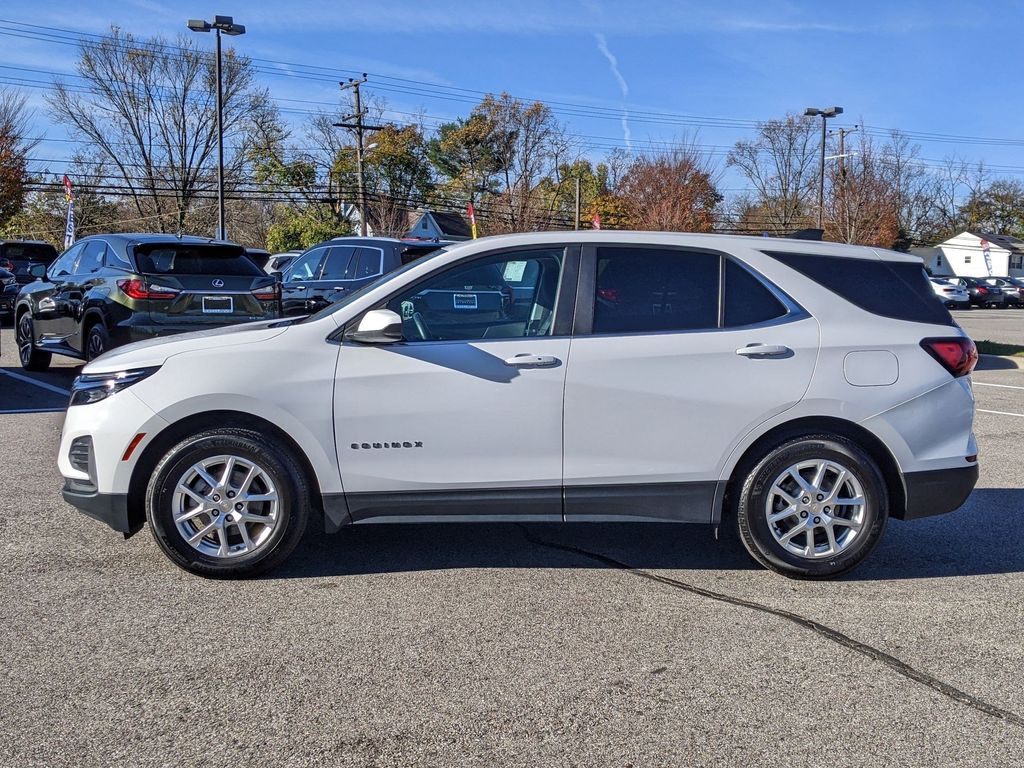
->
(735, 343), (791, 358)
(504, 353), (560, 368)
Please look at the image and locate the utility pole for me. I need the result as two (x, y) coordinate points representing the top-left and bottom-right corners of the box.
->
(574, 176), (581, 230)
(830, 125), (860, 179)
(335, 75), (384, 237)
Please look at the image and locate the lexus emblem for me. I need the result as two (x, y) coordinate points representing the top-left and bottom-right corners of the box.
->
(212, 279), (225, 288)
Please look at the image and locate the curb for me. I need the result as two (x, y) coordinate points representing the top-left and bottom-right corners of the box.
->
(976, 354), (1024, 371)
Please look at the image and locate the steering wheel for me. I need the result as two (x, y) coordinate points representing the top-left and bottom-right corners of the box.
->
(412, 311), (432, 341)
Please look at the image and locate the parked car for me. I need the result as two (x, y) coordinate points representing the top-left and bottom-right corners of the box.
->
(15, 234), (281, 369)
(264, 251), (302, 275)
(243, 248), (273, 271)
(0, 239), (59, 286)
(929, 277), (970, 309)
(0, 266), (16, 321)
(59, 232), (978, 580)
(279, 237), (451, 316)
(943, 276), (1005, 308)
(984, 276), (1024, 307)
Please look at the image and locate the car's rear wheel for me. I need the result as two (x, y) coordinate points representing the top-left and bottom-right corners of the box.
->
(16, 313), (51, 371)
(735, 434), (888, 579)
(85, 323), (109, 361)
(146, 428), (310, 578)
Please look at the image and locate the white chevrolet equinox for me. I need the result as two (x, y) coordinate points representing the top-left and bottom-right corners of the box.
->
(58, 232), (979, 579)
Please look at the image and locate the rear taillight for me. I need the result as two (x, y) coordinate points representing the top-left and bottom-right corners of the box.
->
(921, 337), (978, 378)
(976, 286), (989, 295)
(252, 283), (280, 301)
(0, 259), (13, 270)
(117, 278), (180, 300)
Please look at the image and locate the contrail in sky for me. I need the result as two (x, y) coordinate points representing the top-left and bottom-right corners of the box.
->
(594, 32), (632, 150)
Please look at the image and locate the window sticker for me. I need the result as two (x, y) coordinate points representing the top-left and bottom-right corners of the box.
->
(400, 300), (415, 319)
(453, 293), (478, 310)
(503, 261), (527, 282)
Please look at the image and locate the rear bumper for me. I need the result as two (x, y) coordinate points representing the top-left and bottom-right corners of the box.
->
(62, 481), (143, 536)
(115, 316), (277, 344)
(897, 464), (979, 520)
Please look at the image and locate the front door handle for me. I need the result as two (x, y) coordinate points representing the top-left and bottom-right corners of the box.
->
(504, 353), (560, 368)
(735, 343), (792, 358)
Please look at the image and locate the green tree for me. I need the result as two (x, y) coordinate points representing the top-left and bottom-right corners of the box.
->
(960, 179), (1024, 238)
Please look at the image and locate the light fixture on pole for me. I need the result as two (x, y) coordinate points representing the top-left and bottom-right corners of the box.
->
(188, 16), (246, 241)
(804, 105), (843, 231)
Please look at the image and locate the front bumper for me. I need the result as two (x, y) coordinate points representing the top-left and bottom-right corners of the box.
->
(897, 463), (979, 520)
(62, 481), (142, 536)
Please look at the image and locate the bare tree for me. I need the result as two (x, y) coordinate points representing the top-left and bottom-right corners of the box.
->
(47, 27), (265, 234)
(0, 87), (39, 229)
(475, 93), (576, 232)
(824, 134), (899, 247)
(726, 114), (819, 234)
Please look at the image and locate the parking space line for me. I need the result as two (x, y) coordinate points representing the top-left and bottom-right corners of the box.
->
(974, 382), (1024, 391)
(0, 368), (72, 396)
(978, 408), (1024, 418)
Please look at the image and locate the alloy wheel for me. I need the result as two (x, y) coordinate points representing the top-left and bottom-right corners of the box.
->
(87, 331), (105, 360)
(172, 454), (280, 559)
(764, 459), (866, 559)
(17, 315), (33, 366)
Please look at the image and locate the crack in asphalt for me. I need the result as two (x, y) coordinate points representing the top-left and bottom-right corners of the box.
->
(520, 528), (1024, 729)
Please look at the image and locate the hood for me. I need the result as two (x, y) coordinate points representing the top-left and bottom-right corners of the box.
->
(83, 319), (292, 374)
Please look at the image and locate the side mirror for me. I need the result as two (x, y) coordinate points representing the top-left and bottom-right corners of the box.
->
(270, 270), (283, 282)
(346, 309), (404, 344)
(29, 263), (47, 280)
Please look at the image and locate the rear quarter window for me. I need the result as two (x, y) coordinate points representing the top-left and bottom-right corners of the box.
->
(133, 244), (262, 276)
(763, 250), (955, 327)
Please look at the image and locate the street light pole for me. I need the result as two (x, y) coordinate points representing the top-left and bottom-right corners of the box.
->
(804, 106), (843, 231)
(214, 27), (224, 240)
(187, 16), (246, 241)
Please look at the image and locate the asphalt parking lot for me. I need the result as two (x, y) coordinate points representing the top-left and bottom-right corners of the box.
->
(953, 306), (1024, 346)
(1, 325), (1023, 767)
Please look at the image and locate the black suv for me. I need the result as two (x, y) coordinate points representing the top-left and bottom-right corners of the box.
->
(15, 234), (281, 370)
(278, 237), (450, 316)
(0, 240), (59, 285)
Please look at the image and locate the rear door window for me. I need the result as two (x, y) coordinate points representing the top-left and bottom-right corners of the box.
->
(134, 244), (263, 276)
(350, 247), (383, 279)
(319, 247), (356, 280)
(592, 247), (720, 334)
(74, 241), (107, 275)
(723, 259), (788, 327)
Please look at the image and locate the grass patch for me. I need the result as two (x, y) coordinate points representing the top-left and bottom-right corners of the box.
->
(976, 340), (1024, 357)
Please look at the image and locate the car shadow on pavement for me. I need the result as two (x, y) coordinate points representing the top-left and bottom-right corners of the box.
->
(274, 488), (1024, 580)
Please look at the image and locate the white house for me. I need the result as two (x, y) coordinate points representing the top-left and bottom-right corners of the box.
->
(913, 231), (1024, 278)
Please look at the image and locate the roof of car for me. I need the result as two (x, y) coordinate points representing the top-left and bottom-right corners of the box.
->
(438, 231), (923, 263)
(328, 236), (453, 247)
(78, 233), (240, 247)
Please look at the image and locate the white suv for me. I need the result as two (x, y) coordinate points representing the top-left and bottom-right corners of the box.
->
(58, 232), (979, 579)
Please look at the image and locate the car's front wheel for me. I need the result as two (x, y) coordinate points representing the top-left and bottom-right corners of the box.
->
(735, 434), (888, 579)
(16, 313), (51, 371)
(146, 428), (310, 578)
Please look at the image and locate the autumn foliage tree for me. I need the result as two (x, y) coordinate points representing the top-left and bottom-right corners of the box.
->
(0, 88), (37, 230)
(824, 136), (900, 247)
(617, 144), (722, 232)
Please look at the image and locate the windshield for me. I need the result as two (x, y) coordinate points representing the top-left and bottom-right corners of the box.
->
(301, 247), (451, 324)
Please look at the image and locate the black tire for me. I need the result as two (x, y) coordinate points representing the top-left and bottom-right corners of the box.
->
(146, 428), (310, 578)
(16, 312), (51, 371)
(84, 323), (110, 361)
(734, 434), (888, 579)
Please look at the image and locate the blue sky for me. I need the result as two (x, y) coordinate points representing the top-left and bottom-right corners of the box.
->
(2, 0), (1022, 195)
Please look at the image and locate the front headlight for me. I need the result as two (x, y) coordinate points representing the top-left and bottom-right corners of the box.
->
(69, 367), (160, 406)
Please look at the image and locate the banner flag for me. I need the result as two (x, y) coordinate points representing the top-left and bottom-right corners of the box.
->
(62, 175), (76, 249)
(467, 202), (478, 239)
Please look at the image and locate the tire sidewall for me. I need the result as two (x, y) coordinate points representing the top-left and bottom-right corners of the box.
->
(146, 430), (308, 577)
(737, 436), (888, 578)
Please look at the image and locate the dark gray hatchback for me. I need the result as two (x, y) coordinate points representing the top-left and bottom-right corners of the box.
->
(15, 234), (280, 370)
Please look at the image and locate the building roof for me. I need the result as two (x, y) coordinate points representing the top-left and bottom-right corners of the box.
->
(425, 211), (473, 238)
(965, 231), (1024, 254)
